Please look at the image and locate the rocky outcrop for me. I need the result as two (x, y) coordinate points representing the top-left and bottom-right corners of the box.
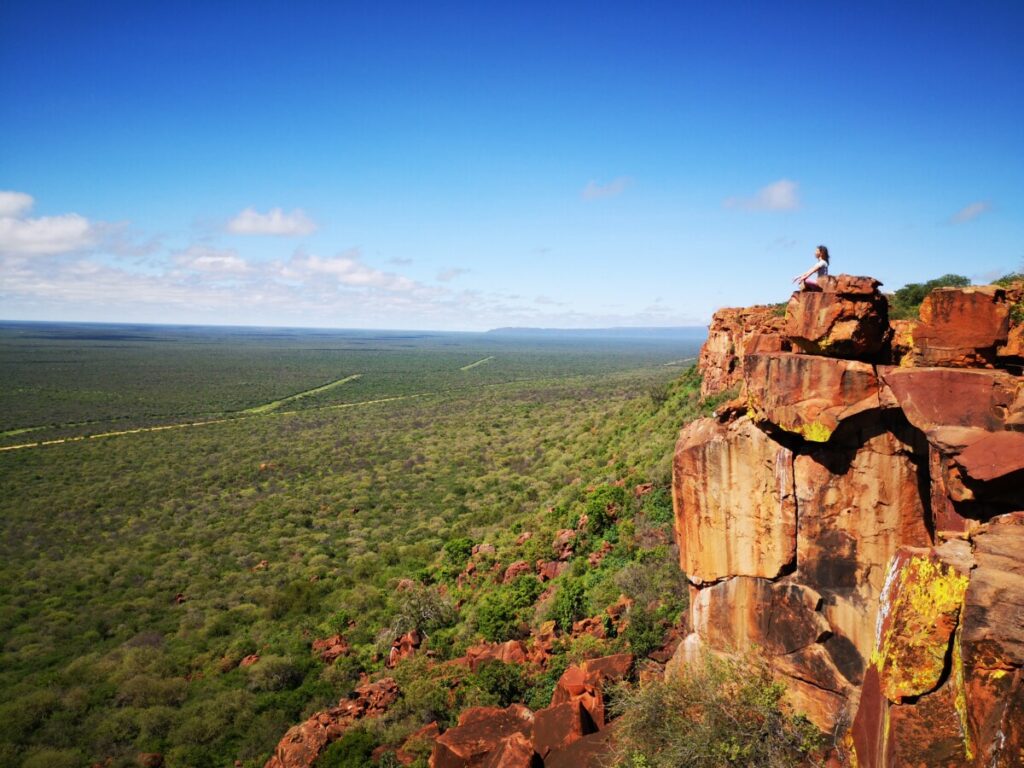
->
(785, 274), (890, 359)
(699, 304), (789, 399)
(264, 678), (399, 768)
(672, 276), (1024, 764)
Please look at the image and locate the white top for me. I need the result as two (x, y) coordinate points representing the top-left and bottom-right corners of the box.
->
(810, 258), (829, 281)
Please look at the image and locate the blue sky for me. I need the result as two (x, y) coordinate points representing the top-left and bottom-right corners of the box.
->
(1, 1), (1021, 330)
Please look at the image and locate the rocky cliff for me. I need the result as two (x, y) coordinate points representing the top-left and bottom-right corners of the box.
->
(671, 275), (1024, 767)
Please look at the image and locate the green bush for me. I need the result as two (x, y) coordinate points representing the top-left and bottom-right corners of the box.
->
(470, 660), (527, 707)
(316, 728), (378, 768)
(246, 655), (303, 692)
(548, 579), (588, 632)
(612, 653), (825, 768)
(584, 485), (629, 534)
(475, 576), (542, 642)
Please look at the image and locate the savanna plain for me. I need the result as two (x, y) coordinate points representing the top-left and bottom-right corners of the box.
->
(1, 323), (719, 767)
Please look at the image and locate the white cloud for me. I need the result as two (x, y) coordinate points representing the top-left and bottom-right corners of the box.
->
(174, 245), (250, 273)
(0, 191), (35, 217)
(227, 207), (316, 236)
(949, 200), (991, 224)
(0, 211), (97, 255)
(582, 177), (631, 200)
(724, 179), (800, 211)
(437, 267), (469, 282)
(286, 249), (417, 291)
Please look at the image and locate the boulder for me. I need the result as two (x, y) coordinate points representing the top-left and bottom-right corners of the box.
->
(672, 417), (796, 584)
(699, 305), (789, 399)
(532, 699), (597, 758)
(785, 274), (890, 359)
(502, 561), (533, 583)
(463, 640), (528, 672)
(430, 705), (534, 768)
(481, 732), (538, 768)
(264, 679), (398, 768)
(879, 367), (1019, 433)
(543, 725), (617, 768)
(744, 353), (880, 442)
(312, 634), (350, 664)
(551, 665), (605, 727)
(913, 286), (1009, 367)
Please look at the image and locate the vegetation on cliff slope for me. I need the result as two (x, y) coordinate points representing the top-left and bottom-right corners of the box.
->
(0, 325), (702, 768)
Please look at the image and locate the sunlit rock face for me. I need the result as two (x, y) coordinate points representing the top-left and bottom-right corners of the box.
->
(698, 304), (789, 400)
(785, 274), (891, 359)
(673, 275), (1024, 766)
(913, 286), (1010, 367)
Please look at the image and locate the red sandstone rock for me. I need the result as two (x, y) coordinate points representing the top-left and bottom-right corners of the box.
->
(699, 305), (790, 399)
(536, 560), (567, 581)
(430, 704), (533, 768)
(551, 529), (576, 560)
(515, 531), (533, 545)
(588, 540), (613, 567)
(502, 560), (533, 583)
(633, 482), (654, 496)
(672, 416), (796, 584)
(785, 275), (890, 359)
(239, 654), (260, 667)
(265, 678), (398, 768)
(388, 630), (421, 668)
(463, 640), (529, 672)
(744, 353), (880, 441)
(794, 430), (931, 669)
(543, 724), (617, 768)
(954, 430), (1024, 484)
(582, 653), (633, 686)
(481, 732), (538, 768)
(532, 699), (597, 758)
(879, 366), (1020, 433)
(136, 754), (163, 768)
(312, 634), (350, 664)
(913, 286), (1009, 367)
(889, 318), (917, 366)
(570, 616), (607, 640)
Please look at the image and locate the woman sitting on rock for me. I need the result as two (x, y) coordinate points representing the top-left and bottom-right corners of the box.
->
(793, 245), (830, 290)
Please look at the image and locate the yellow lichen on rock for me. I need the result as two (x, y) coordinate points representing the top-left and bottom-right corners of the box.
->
(871, 554), (970, 702)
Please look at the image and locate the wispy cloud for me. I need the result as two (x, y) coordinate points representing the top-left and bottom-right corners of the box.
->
(227, 207), (316, 236)
(724, 179), (800, 211)
(173, 245), (250, 274)
(582, 177), (631, 200)
(0, 191), (98, 255)
(284, 249), (417, 291)
(949, 200), (991, 224)
(437, 267), (469, 282)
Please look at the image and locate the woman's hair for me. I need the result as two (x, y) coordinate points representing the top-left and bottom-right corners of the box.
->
(816, 245), (830, 262)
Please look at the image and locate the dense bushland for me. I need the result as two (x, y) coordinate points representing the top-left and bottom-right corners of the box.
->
(0, 328), (702, 767)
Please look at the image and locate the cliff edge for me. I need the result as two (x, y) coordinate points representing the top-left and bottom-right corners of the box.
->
(671, 275), (1023, 767)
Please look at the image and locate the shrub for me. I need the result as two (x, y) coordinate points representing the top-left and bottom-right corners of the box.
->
(316, 728), (378, 768)
(470, 660), (527, 707)
(246, 655), (302, 692)
(548, 579), (588, 632)
(612, 653), (825, 768)
(475, 576), (542, 642)
(584, 485), (629, 534)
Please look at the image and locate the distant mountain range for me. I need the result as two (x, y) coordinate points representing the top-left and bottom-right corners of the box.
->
(486, 326), (707, 339)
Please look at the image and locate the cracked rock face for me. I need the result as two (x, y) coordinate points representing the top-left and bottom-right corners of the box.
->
(673, 276), (1024, 766)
